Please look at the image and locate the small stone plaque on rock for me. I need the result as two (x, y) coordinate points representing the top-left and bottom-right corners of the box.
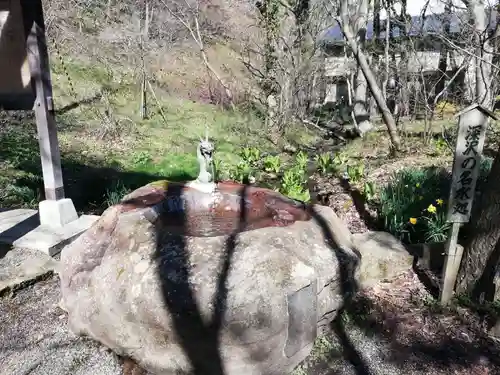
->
(284, 280), (318, 358)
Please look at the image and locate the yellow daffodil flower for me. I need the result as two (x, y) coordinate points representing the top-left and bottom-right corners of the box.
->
(427, 204), (437, 214)
(409, 217), (417, 225)
(436, 199), (444, 206)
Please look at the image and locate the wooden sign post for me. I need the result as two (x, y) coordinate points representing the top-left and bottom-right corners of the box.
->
(440, 103), (498, 305)
(0, 0), (78, 228)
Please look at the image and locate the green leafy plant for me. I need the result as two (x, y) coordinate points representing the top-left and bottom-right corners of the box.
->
(315, 152), (335, 175)
(422, 210), (451, 243)
(295, 151), (309, 171)
(131, 151), (152, 166)
(277, 150), (312, 202)
(363, 181), (377, 201)
(229, 160), (254, 183)
(378, 167), (450, 244)
(281, 167), (305, 188)
(281, 183), (310, 202)
(333, 152), (349, 167)
(263, 155), (281, 174)
(479, 156), (494, 180)
(1, 185), (39, 208)
(212, 158), (227, 181)
(435, 100), (458, 114)
(105, 181), (131, 207)
(432, 137), (450, 155)
(240, 147), (261, 166)
(279, 166), (310, 202)
(346, 162), (365, 183)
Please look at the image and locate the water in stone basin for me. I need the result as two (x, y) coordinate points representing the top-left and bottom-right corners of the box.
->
(122, 180), (312, 237)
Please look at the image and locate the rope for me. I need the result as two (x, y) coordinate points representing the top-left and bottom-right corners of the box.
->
(49, 34), (123, 139)
(51, 37), (78, 100)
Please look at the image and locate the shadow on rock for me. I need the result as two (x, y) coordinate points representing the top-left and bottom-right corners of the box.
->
(308, 206), (373, 375)
(149, 183), (249, 375)
(118, 185), (364, 375)
(58, 162), (364, 375)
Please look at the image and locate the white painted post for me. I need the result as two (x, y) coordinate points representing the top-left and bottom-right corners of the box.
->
(23, 0), (78, 228)
(25, 2), (64, 201)
(440, 103), (498, 305)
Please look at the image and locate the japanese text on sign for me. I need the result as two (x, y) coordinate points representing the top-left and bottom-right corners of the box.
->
(447, 108), (489, 223)
(452, 125), (480, 217)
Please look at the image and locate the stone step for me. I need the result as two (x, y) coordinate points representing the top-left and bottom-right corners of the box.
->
(0, 208), (99, 256)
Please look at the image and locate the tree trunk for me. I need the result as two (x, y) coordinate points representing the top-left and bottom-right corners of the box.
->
(140, 1), (148, 120)
(291, 0), (312, 118)
(382, 10), (390, 101)
(397, 0), (410, 119)
(140, 70), (147, 119)
(144, 0), (150, 42)
(373, 0), (381, 42)
(456, 146), (500, 299)
(256, 0), (281, 130)
(370, 0), (382, 117)
(107, 0), (112, 19)
(339, 0), (401, 150)
(455, 0), (497, 298)
(434, 0), (451, 104)
(490, 10), (500, 108)
(352, 0), (372, 135)
(471, 0), (493, 107)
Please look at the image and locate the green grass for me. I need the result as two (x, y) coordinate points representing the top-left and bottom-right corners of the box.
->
(51, 57), (317, 158)
(0, 57), (318, 213)
(126, 150), (199, 180)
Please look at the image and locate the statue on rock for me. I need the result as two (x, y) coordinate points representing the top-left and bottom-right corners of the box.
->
(186, 135), (216, 193)
(58, 135), (360, 374)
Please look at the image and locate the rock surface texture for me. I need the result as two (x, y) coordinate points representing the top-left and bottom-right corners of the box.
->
(59, 181), (360, 375)
(352, 231), (414, 287)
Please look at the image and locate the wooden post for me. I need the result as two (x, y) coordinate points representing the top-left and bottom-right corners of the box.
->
(23, 0), (65, 201)
(440, 103), (498, 305)
(440, 223), (461, 304)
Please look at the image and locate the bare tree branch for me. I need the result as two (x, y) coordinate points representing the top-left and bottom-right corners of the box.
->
(158, 0), (235, 109)
(333, 0), (401, 150)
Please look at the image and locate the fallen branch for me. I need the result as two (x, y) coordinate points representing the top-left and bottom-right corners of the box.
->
(299, 117), (326, 132)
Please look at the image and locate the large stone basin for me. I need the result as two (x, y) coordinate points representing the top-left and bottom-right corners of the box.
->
(120, 180), (312, 237)
(59, 180), (359, 375)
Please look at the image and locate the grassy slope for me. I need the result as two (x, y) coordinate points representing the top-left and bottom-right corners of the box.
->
(0, 0), (318, 213)
(0, 41), (318, 213)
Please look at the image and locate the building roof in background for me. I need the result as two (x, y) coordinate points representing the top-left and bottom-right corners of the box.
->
(319, 9), (498, 45)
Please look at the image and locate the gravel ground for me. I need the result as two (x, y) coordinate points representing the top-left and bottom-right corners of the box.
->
(297, 271), (500, 375)
(3, 272), (500, 375)
(301, 157), (500, 375)
(297, 324), (410, 375)
(0, 276), (124, 375)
